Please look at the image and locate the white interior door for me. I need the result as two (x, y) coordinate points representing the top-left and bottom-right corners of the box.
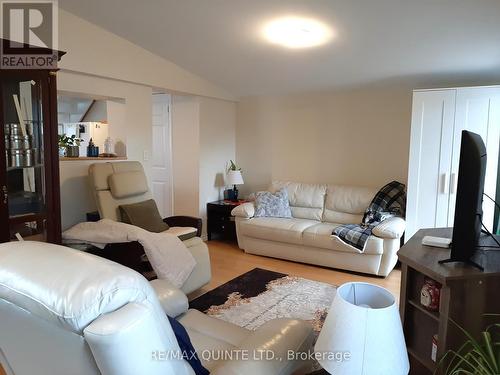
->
(406, 89), (456, 241)
(152, 94), (173, 218)
(449, 87), (500, 231)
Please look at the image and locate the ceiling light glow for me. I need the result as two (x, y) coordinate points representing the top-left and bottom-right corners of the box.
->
(263, 16), (333, 49)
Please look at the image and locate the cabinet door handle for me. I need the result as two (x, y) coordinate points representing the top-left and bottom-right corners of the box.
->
(450, 173), (457, 194)
(2, 185), (7, 204)
(441, 173), (449, 194)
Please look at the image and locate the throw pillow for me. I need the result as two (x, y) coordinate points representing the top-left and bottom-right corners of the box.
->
(254, 188), (292, 218)
(167, 316), (209, 375)
(119, 199), (169, 233)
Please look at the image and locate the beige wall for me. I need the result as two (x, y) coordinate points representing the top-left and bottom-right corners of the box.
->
(236, 85), (413, 195)
(171, 96), (237, 238)
(199, 97), (236, 237)
(59, 159), (109, 230)
(171, 96), (201, 218)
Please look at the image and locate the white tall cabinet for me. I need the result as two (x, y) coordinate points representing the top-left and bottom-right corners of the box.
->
(406, 86), (500, 241)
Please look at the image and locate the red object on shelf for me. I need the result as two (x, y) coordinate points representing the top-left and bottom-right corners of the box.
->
(420, 278), (441, 311)
(222, 199), (247, 205)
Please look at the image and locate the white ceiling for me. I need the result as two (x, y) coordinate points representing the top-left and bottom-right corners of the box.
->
(59, 0), (500, 97)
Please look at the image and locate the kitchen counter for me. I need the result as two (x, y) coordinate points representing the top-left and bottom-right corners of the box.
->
(59, 156), (127, 161)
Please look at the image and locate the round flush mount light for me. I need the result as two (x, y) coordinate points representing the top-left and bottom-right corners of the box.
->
(262, 16), (333, 49)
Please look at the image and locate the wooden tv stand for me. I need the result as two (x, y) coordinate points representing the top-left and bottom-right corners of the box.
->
(398, 228), (500, 375)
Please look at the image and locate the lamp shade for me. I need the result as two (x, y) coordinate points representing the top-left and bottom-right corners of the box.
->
(226, 170), (244, 185)
(315, 282), (409, 375)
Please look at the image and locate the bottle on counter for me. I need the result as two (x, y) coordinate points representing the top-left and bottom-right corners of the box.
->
(87, 138), (99, 157)
(104, 136), (114, 155)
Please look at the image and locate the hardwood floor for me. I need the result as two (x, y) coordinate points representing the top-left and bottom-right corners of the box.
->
(0, 240), (401, 375)
(189, 240), (401, 301)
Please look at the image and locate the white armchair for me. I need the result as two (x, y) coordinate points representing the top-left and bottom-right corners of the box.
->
(87, 161), (211, 294)
(0, 241), (314, 375)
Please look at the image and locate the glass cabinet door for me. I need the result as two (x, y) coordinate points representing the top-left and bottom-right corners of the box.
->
(0, 72), (50, 242)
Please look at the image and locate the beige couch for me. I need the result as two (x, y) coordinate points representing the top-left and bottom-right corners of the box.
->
(232, 181), (405, 277)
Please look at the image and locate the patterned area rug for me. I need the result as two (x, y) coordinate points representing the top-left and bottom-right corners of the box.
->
(190, 268), (337, 334)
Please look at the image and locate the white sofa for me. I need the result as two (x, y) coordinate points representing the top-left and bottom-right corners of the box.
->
(232, 181), (406, 277)
(0, 241), (314, 375)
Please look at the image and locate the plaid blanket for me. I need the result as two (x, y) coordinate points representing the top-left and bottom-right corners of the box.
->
(333, 181), (406, 251)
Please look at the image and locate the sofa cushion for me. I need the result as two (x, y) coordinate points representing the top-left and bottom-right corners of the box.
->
(239, 217), (318, 245)
(302, 223), (384, 255)
(119, 199), (169, 233)
(322, 185), (377, 224)
(271, 181), (326, 221)
(109, 170), (149, 199)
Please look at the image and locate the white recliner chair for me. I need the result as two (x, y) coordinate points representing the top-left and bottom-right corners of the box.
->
(0, 241), (314, 375)
(87, 161), (211, 294)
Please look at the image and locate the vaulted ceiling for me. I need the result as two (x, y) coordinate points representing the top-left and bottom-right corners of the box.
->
(59, 0), (500, 97)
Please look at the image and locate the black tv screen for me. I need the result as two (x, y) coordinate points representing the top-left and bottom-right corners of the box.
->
(450, 130), (487, 262)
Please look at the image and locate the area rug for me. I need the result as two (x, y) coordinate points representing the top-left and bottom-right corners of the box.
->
(190, 268), (337, 333)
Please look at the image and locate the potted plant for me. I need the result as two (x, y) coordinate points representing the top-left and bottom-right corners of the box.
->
(437, 315), (499, 375)
(227, 159), (242, 172)
(58, 134), (82, 158)
(58, 134), (67, 157)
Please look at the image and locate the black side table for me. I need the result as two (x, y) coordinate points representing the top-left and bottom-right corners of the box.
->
(207, 200), (246, 241)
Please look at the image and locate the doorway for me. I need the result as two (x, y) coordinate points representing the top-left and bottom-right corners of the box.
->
(152, 93), (173, 218)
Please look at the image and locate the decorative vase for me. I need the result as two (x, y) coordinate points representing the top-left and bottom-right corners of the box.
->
(58, 146), (66, 157)
(65, 145), (79, 158)
(104, 137), (114, 154)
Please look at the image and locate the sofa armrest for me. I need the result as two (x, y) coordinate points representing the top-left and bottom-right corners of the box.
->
(231, 202), (255, 219)
(84, 303), (190, 375)
(213, 319), (313, 375)
(149, 279), (189, 318)
(163, 216), (202, 237)
(372, 217), (406, 239)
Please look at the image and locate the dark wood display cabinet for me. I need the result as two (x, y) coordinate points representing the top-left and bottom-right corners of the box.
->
(0, 42), (65, 243)
(399, 228), (500, 375)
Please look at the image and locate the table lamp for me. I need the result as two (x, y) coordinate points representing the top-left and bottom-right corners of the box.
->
(226, 170), (244, 201)
(315, 282), (409, 375)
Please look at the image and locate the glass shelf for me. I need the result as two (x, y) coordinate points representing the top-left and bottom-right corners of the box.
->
(2, 74), (50, 242)
(7, 163), (44, 172)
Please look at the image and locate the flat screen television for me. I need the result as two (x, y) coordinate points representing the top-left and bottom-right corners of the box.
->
(439, 130), (487, 269)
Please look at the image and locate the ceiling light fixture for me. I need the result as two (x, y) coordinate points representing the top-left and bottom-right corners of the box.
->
(263, 16), (333, 49)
